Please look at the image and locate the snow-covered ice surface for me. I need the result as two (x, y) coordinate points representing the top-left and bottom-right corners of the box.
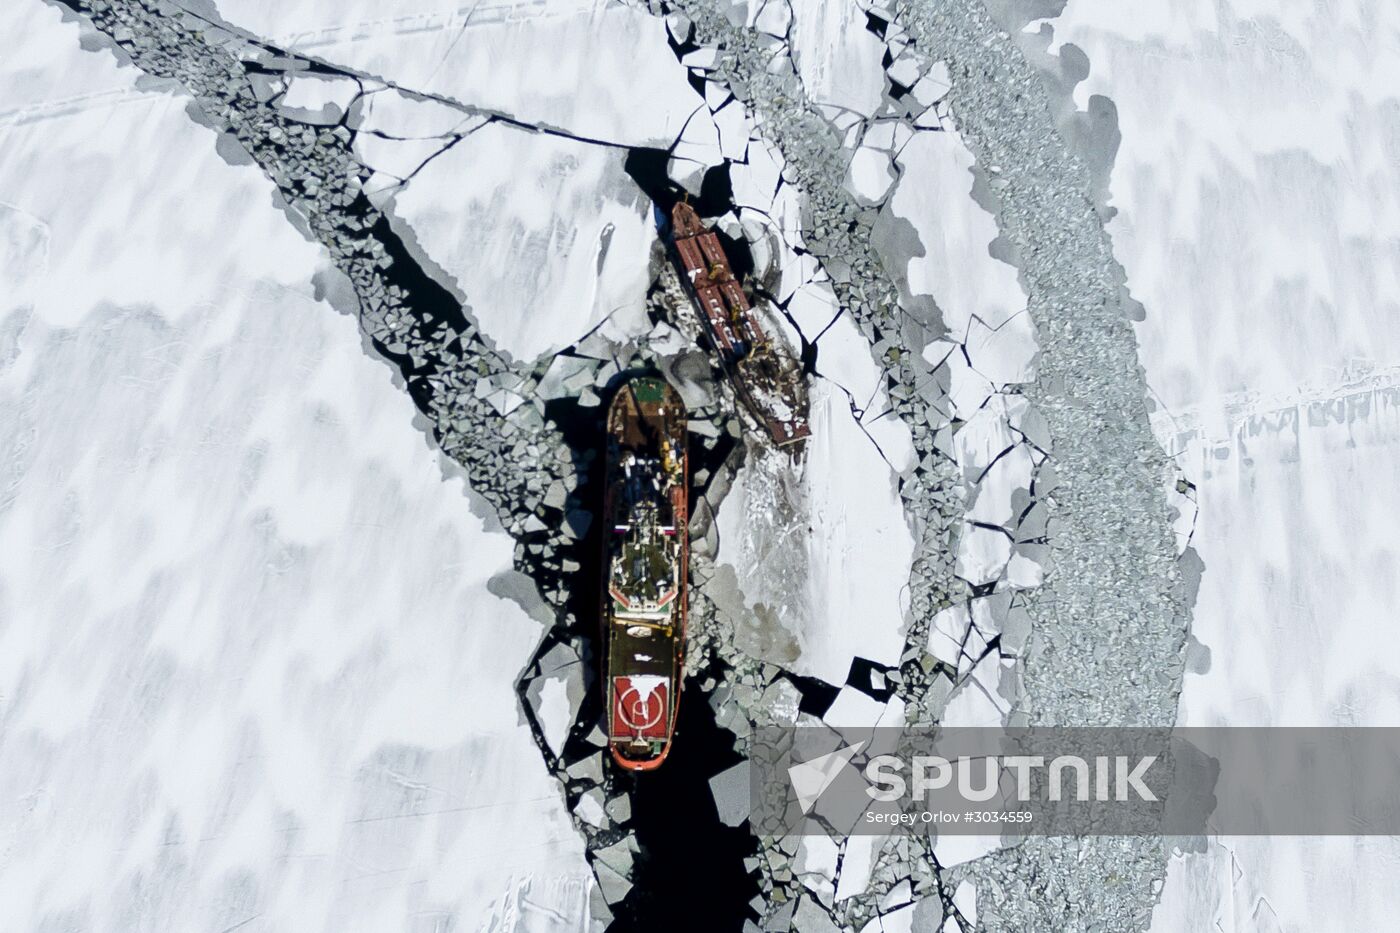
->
(386, 122), (654, 362)
(789, 0), (887, 121)
(1026, 0), (1400, 929)
(714, 378), (915, 685)
(889, 132), (1026, 339)
(210, 0), (706, 147)
(0, 2), (589, 929)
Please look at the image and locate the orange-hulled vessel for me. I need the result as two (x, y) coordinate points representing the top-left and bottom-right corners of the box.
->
(669, 202), (811, 447)
(602, 377), (689, 770)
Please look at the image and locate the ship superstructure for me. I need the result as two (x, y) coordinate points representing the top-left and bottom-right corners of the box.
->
(669, 202), (811, 447)
(602, 377), (688, 770)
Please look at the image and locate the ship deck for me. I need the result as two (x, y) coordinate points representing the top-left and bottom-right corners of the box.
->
(602, 376), (688, 756)
(608, 618), (678, 680)
(609, 382), (674, 451)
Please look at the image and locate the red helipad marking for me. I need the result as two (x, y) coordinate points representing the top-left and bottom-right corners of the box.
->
(612, 676), (670, 739)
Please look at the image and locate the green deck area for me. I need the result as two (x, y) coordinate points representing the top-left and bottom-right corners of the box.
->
(629, 378), (668, 403)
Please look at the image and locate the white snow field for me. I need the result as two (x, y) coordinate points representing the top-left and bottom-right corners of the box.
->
(0, 2), (589, 930)
(1042, 0), (1400, 929)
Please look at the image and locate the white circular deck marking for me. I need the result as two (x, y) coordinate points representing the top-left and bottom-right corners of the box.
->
(617, 685), (665, 731)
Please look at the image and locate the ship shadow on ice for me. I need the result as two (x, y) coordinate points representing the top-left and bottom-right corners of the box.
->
(624, 149), (737, 228)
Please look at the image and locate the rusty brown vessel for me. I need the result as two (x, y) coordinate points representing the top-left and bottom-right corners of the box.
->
(669, 203), (811, 447)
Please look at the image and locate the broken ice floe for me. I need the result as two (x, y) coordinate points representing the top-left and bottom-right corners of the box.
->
(713, 380), (914, 685)
(789, 0), (887, 119)
(386, 123), (655, 361)
(276, 72), (360, 125)
(219, 0), (707, 147)
(350, 86), (483, 139)
(525, 641), (586, 757)
(709, 759), (752, 827)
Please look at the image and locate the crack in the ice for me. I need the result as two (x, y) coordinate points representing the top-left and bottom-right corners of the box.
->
(171, 0), (654, 156)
